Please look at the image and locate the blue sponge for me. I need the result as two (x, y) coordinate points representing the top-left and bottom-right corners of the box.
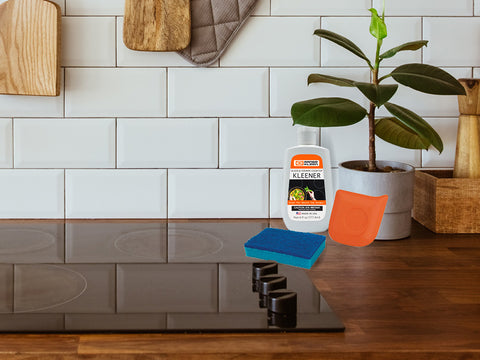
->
(244, 228), (326, 269)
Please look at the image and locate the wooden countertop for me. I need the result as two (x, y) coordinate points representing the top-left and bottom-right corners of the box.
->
(0, 220), (479, 359)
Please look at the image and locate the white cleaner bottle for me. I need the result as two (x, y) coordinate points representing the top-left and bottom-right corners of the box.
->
(282, 126), (333, 232)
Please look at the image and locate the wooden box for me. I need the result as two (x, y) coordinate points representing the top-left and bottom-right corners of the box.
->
(413, 170), (480, 233)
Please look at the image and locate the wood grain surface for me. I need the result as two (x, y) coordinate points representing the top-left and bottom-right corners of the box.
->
(0, 220), (479, 359)
(123, 0), (190, 51)
(0, 0), (61, 96)
(414, 170), (480, 233)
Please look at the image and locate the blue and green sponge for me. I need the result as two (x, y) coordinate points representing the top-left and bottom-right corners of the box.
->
(244, 228), (326, 269)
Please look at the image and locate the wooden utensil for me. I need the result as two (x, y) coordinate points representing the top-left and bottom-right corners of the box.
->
(454, 79), (480, 179)
(0, 0), (61, 96)
(123, 0), (191, 52)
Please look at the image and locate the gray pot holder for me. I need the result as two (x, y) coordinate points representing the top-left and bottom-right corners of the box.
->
(178, 0), (259, 66)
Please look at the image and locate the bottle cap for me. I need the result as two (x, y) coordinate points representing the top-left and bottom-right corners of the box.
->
(296, 126), (319, 146)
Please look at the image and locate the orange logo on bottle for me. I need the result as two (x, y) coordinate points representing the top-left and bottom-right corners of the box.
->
(291, 154), (323, 169)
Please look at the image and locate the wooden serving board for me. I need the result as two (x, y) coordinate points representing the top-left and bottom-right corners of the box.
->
(0, 0), (61, 96)
(123, 0), (191, 52)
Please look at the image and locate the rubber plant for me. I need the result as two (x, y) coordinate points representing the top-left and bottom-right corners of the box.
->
(291, 4), (466, 172)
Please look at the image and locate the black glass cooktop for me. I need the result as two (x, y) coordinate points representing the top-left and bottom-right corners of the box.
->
(0, 220), (344, 333)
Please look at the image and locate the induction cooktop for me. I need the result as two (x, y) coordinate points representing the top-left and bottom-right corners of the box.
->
(0, 220), (344, 333)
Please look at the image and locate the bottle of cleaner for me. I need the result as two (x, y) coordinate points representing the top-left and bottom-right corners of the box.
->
(282, 126), (333, 233)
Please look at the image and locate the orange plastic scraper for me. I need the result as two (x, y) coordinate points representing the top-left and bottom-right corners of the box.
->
(328, 190), (388, 247)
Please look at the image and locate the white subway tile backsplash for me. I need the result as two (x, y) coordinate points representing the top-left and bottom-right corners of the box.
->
(0, 73), (64, 118)
(0, 0), (476, 219)
(377, 67), (470, 117)
(168, 170), (269, 218)
(0, 170), (64, 218)
(65, 68), (166, 117)
(321, 17), (422, 67)
(270, 68), (370, 117)
(422, 118), (458, 168)
(220, 17), (320, 66)
(116, 18), (192, 67)
(168, 68), (268, 117)
(424, 18), (480, 66)
(66, 0), (124, 15)
(373, 0), (473, 16)
(272, 0), (371, 16)
(14, 119), (115, 168)
(219, 118), (296, 168)
(66, 170), (167, 218)
(62, 17), (116, 67)
(118, 118), (218, 168)
(0, 119), (12, 168)
(269, 169), (282, 218)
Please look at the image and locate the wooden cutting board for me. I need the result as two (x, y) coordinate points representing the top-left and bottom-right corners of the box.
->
(0, 0), (61, 96)
(123, 0), (191, 51)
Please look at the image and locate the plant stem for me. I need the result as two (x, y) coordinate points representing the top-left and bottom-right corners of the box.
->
(368, 68), (379, 172)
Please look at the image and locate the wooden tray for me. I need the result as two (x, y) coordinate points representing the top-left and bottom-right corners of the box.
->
(413, 170), (480, 233)
(123, 0), (191, 51)
(0, 0), (61, 96)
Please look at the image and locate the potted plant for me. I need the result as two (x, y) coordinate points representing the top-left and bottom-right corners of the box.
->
(291, 4), (466, 239)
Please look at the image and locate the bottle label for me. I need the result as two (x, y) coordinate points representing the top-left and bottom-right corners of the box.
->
(287, 154), (326, 222)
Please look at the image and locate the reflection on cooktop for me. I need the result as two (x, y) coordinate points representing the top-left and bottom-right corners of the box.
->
(0, 220), (344, 333)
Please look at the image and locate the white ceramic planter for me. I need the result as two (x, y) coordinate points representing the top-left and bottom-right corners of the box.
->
(338, 160), (415, 240)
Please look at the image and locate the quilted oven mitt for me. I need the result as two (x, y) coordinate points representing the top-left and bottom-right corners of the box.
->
(178, 0), (259, 66)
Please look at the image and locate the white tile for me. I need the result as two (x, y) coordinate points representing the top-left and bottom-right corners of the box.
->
(66, 170), (167, 219)
(220, 17), (320, 66)
(377, 67), (470, 117)
(321, 17), (422, 67)
(321, 119), (421, 167)
(168, 68), (268, 117)
(253, 0), (270, 15)
(62, 17), (116, 67)
(65, 68), (166, 117)
(270, 67), (370, 117)
(272, 0), (371, 15)
(476, 0), (480, 15)
(116, 18), (192, 67)
(0, 73), (64, 117)
(168, 170), (269, 218)
(373, 0), (473, 16)
(0, 119), (12, 168)
(270, 169), (282, 218)
(424, 18), (480, 67)
(475, 68), (480, 78)
(118, 118), (218, 168)
(422, 118), (458, 168)
(0, 170), (64, 218)
(66, 0), (124, 15)
(14, 119), (115, 168)
(219, 118), (296, 168)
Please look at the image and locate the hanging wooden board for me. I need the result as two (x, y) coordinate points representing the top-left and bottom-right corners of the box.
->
(123, 0), (191, 52)
(0, 0), (61, 96)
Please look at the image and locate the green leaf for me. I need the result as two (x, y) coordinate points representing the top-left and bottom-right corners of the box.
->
(291, 97), (368, 127)
(375, 117), (431, 149)
(379, 40), (428, 60)
(314, 29), (372, 67)
(391, 63), (466, 95)
(384, 102), (443, 152)
(368, 8), (387, 40)
(354, 82), (398, 107)
(308, 74), (356, 87)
